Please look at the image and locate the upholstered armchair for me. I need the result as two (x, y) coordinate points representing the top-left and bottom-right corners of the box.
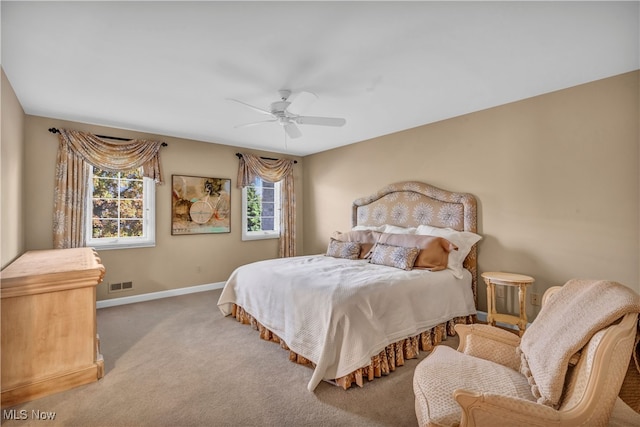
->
(413, 280), (640, 427)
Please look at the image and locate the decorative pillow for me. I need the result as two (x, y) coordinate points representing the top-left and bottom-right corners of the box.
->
(416, 225), (482, 278)
(369, 243), (420, 271)
(326, 238), (361, 260)
(377, 233), (457, 271)
(332, 230), (382, 259)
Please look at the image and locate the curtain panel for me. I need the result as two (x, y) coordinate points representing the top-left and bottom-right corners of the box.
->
(53, 128), (164, 249)
(237, 153), (296, 258)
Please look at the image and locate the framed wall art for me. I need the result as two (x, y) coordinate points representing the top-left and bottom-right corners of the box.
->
(171, 175), (231, 235)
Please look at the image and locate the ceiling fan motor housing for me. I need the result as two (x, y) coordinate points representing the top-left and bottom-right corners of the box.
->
(270, 101), (291, 116)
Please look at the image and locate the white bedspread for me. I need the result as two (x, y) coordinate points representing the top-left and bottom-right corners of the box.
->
(217, 255), (476, 391)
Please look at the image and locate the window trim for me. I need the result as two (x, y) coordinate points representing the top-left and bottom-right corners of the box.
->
(241, 179), (281, 241)
(85, 167), (156, 250)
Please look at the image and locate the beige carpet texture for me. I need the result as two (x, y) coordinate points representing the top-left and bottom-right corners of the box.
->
(2, 289), (453, 427)
(4, 288), (638, 426)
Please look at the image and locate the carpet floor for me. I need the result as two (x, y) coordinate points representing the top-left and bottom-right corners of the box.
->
(2, 289), (457, 427)
(6, 288), (637, 426)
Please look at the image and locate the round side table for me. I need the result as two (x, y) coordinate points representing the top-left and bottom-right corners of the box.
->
(481, 271), (535, 336)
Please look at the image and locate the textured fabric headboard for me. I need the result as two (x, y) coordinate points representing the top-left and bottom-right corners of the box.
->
(352, 181), (478, 304)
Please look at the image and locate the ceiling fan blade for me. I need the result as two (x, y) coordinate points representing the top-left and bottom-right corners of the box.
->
(235, 119), (278, 128)
(294, 116), (346, 127)
(284, 122), (302, 139)
(226, 98), (273, 116)
(287, 91), (318, 115)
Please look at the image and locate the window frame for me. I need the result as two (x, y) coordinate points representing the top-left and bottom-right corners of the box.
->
(85, 166), (156, 250)
(241, 178), (281, 241)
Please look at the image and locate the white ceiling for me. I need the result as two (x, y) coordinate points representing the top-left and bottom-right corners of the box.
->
(2, 1), (638, 156)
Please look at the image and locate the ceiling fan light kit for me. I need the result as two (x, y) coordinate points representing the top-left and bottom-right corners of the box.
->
(229, 90), (346, 139)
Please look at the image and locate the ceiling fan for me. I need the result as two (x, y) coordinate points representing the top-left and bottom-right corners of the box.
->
(228, 90), (346, 139)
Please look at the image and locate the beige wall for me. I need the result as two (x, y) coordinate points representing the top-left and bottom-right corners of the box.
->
(303, 71), (640, 318)
(6, 71), (639, 313)
(1, 68), (26, 268)
(22, 116), (303, 301)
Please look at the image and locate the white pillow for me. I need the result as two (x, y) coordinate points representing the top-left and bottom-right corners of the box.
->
(352, 225), (385, 232)
(382, 224), (417, 234)
(416, 225), (482, 278)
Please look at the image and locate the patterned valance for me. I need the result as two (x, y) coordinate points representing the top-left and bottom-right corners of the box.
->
(56, 128), (164, 183)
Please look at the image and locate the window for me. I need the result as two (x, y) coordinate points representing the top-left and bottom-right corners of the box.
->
(86, 166), (155, 250)
(242, 177), (281, 241)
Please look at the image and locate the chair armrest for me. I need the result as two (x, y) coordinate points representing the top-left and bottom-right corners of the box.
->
(455, 323), (522, 348)
(455, 324), (522, 371)
(454, 389), (561, 427)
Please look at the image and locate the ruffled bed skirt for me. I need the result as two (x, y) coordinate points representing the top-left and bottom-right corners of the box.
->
(230, 304), (475, 390)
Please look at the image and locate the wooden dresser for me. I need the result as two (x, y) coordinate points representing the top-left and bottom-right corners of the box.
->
(1, 248), (106, 407)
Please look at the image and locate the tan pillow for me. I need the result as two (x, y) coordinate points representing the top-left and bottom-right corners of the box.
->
(332, 230), (382, 259)
(377, 233), (457, 271)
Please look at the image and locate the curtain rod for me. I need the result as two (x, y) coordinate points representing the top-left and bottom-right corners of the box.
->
(48, 128), (168, 147)
(235, 152), (297, 164)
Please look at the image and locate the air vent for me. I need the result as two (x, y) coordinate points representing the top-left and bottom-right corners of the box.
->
(109, 281), (133, 293)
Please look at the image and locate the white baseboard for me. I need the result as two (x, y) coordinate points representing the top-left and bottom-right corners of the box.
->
(97, 282), (225, 309)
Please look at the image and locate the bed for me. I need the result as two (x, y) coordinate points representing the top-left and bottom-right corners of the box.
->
(217, 181), (480, 391)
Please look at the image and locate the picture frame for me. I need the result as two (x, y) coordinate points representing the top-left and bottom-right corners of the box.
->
(171, 175), (231, 235)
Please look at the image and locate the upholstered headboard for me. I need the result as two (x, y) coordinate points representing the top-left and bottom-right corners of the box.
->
(352, 181), (478, 304)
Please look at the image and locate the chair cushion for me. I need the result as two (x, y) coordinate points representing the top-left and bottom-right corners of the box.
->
(413, 346), (536, 427)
